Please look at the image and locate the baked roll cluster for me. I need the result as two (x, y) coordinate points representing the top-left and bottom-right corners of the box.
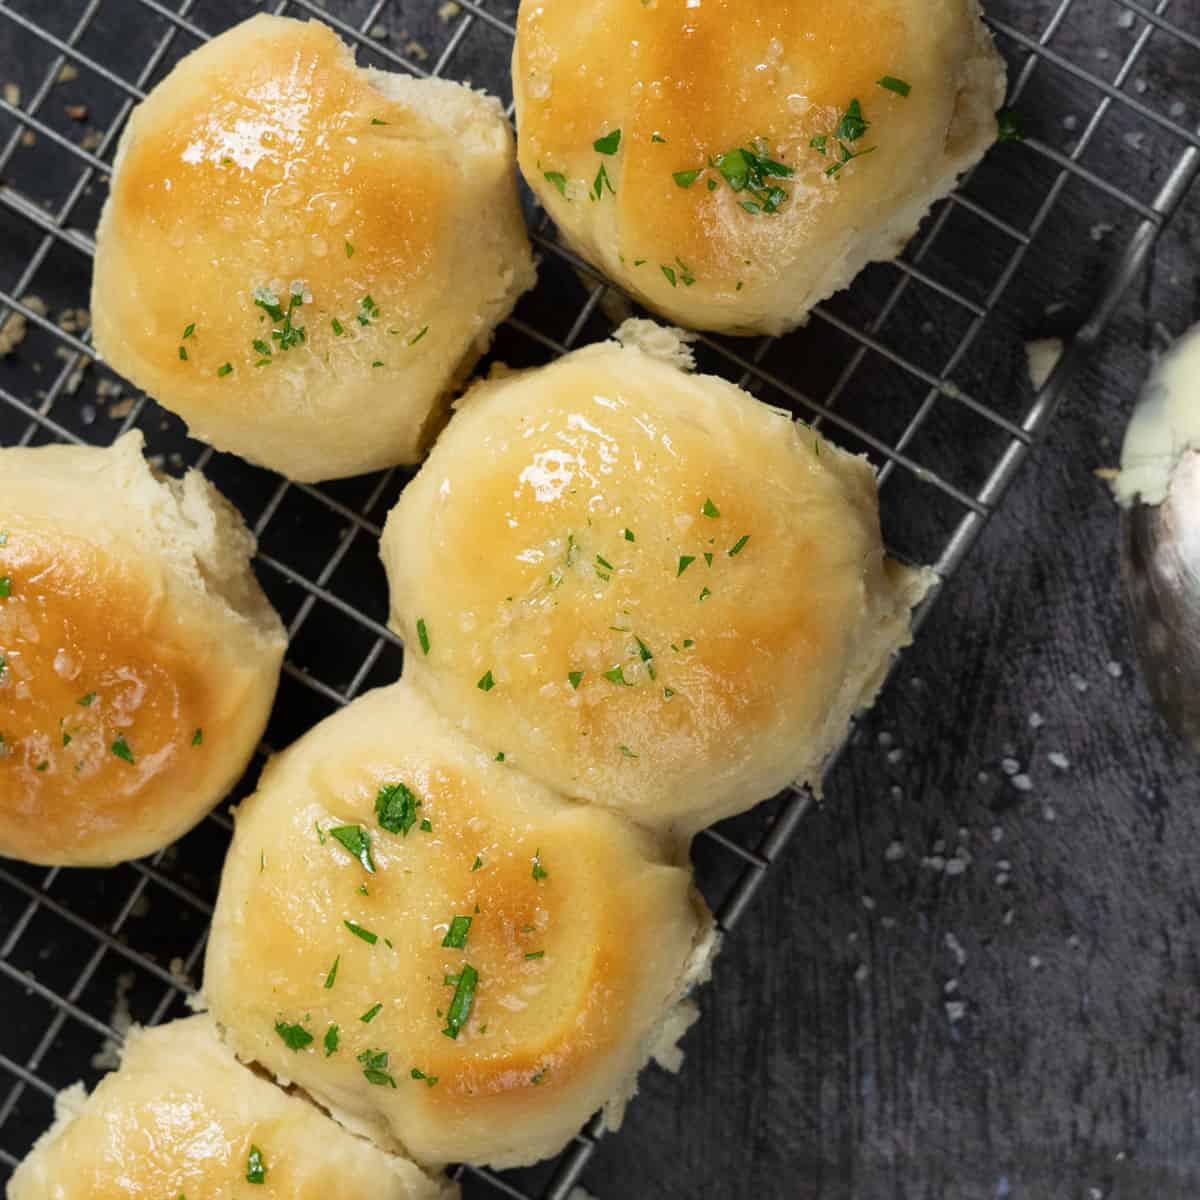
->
(514, 0), (1004, 335)
(8, 0), (1009, 1188)
(382, 323), (931, 836)
(0, 432), (285, 866)
(91, 14), (536, 482)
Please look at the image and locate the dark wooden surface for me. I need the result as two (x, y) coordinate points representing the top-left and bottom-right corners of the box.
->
(0, 2), (1198, 1199)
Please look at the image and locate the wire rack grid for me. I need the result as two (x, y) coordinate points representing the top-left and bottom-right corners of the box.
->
(0, 0), (1196, 1196)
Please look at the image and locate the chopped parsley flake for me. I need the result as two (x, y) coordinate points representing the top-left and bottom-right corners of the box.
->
(411, 1067), (438, 1086)
(593, 161), (615, 199)
(358, 294), (380, 326)
(702, 497), (720, 518)
(274, 1020), (313, 1051)
(677, 555), (696, 577)
(331, 317), (344, 336)
(182, 323), (195, 339)
(419, 817), (432, 832)
(623, 528), (636, 542)
(442, 964), (479, 1039)
(834, 99), (869, 142)
(877, 75), (912, 97)
(664, 687), (676, 699)
(376, 781), (420, 836)
(191, 728), (203, 746)
(619, 744), (639, 758)
(662, 264), (678, 287)
(345, 240), (354, 257)
(360, 1002), (383, 1023)
(532, 849), (549, 882)
(216, 362), (233, 378)
(544, 170), (568, 196)
(683, 638), (695, 648)
(442, 915), (472, 949)
(703, 552), (713, 567)
(604, 665), (632, 686)
(78, 693), (96, 707)
(324, 955), (340, 989)
(246, 1146), (266, 1185)
(409, 326), (429, 346)
(673, 169), (701, 188)
(699, 586), (712, 601)
(344, 920), (378, 945)
(593, 129), (621, 155)
(358, 1048), (396, 1087)
(36, 761), (48, 773)
(652, 132), (667, 143)
(525, 950), (545, 960)
(996, 108), (1025, 143)
(330, 825), (376, 873)
(371, 117), (388, 126)
(252, 338), (272, 357)
(324, 1023), (339, 1056)
(531, 1070), (546, 1085)
(416, 618), (430, 654)
(472, 855), (483, 871)
(568, 670), (584, 689)
(372, 360), (384, 368)
(111, 735), (134, 765)
(729, 535), (750, 556)
(494, 752), (505, 763)
(477, 670), (496, 692)
(178, 346), (188, 361)
(0, 577), (9, 598)
(62, 732), (72, 747)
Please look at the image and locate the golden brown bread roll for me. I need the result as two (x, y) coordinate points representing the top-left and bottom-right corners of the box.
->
(7, 1015), (455, 1200)
(513, 0), (1005, 335)
(203, 680), (714, 1169)
(381, 322), (931, 836)
(92, 14), (536, 482)
(0, 432), (286, 866)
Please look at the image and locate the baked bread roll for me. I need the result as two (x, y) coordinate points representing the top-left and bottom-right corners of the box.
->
(92, 14), (536, 482)
(513, 0), (1005, 335)
(382, 322), (930, 836)
(204, 681), (714, 1169)
(0, 432), (286, 866)
(8, 1014), (454, 1200)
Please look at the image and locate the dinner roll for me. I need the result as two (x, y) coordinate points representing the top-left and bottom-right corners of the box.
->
(0, 432), (285, 866)
(8, 1014), (454, 1200)
(204, 681), (714, 1169)
(382, 322), (931, 835)
(92, 14), (536, 482)
(513, 0), (1005, 335)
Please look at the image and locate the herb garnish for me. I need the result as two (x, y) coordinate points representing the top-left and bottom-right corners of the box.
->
(702, 498), (720, 518)
(593, 162), (615, 199)
(0, 577), (9, 598)
(593, 129), (621, 155)
(358, 1048), (397, 1087)
(442, 964), (479, 1039)
(677, 555), (696, 576)
(360, 1002), (383, 1023)
(274, 1020), (313, 1051)
(77, 692), (95, 706)
(442, 915), (472, 949)
(411, 1067), (438, 1086)
(544, 170), (568, 196)
(324, 1023), (339, 1056)
(996, 108), (1024, 143)
(344, 919), (378, 945)
(729, 535), (750, 556)
(877, 75), (911, 97)
(532, 848), (549, 882)
(416, 618), (430, 654)
(216, 362), (233, 377)
(358, 294), (380, 326)
(376, 782), (420, 836)
(472, 855), (483, 871)
(111, 735), (134, 765)
(192, 728), (203, 746)
(324, 955), (340, 989)
(619, 744), (639, 758)
(246, 1146), (266, 1185)
(330, 825), (375, 873)
(568, 670), (584, 689)
(477, 670), (496, 692)
(525, 950), (545, 960)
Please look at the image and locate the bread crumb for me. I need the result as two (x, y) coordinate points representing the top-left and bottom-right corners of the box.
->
(56, 63), (78, 84)
(57, 306), (90, 334)
(404, 39), (430, 62)
(81, 127), (102, 152)
(90, 971), (135, 1070)
(945, 1000), (966, 1023)
(19, 130), (35, 147)
(107, 397), (135, 419)
(369, 23), (388, 39)
(65, 103), (88, 121)
(0, 312), (27, 357)
(3, 82), (19, 106)
(438, 1), (462, 20)
(1024, 337), (1064, 390)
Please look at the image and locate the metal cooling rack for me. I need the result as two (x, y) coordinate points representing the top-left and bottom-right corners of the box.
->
(0, 0), (1196, 1196)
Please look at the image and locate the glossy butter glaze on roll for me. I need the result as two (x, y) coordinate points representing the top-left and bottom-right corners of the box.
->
(204, 680), (714, 1169)
(0, 433), (286, 866)
(382, 322), (932, 836)
(8, 1015), (455, 1200)
(514, 0), (1005, 335)
(92, 14), (536, 482)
